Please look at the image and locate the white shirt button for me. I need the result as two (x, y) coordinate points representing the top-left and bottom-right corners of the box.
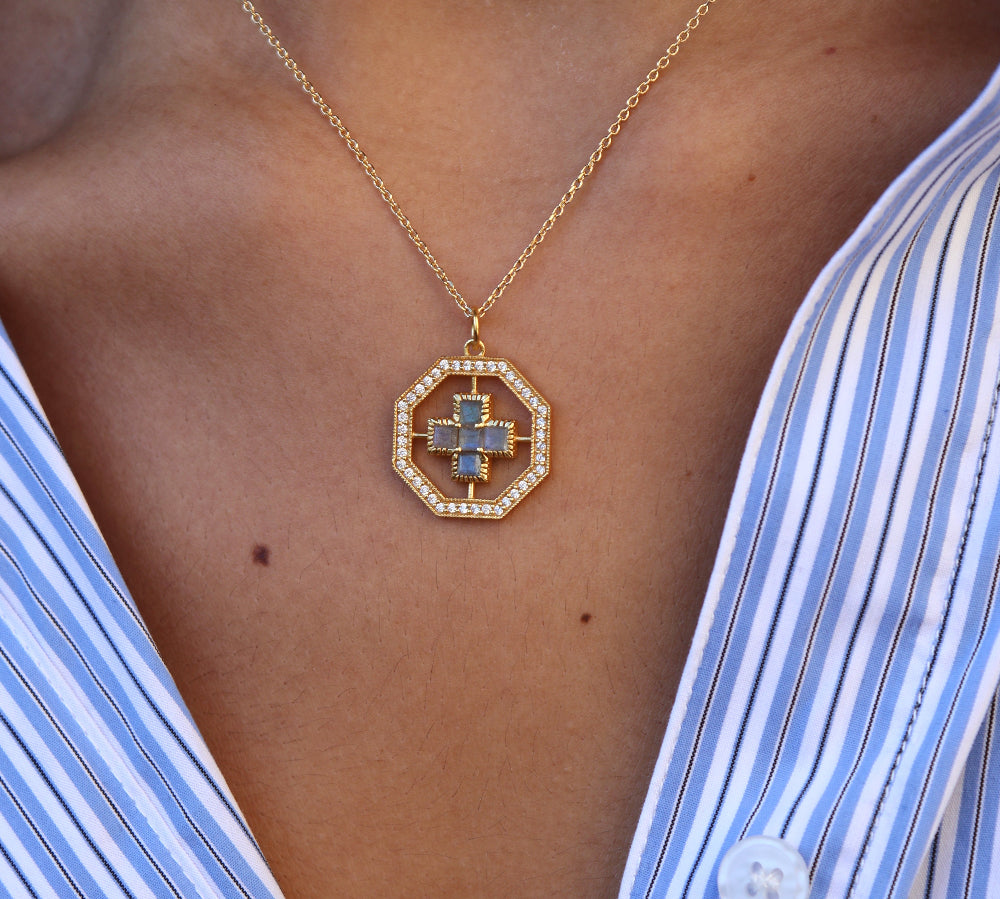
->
(717, 835), (811, 898)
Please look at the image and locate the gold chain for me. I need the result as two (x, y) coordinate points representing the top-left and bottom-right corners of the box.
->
(240, 0), (718, 321)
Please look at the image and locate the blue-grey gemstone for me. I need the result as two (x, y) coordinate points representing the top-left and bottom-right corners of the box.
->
(481, 425), (510, 453)
(456, 452), (482, 478)
(432, 424), (458, 450)
(459, 426), (482, 450)
(459, 399), (483, 424)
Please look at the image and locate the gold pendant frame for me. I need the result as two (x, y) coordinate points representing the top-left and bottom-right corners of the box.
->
(393, 355), (550, 519)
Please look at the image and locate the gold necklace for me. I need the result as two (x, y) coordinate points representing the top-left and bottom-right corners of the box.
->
(241, 0), (718, 519)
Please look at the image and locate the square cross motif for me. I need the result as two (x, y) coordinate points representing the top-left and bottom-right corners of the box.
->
(428, 393), (517, 482)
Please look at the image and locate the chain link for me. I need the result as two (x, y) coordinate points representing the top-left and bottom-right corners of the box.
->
(240, 0), (717, 320)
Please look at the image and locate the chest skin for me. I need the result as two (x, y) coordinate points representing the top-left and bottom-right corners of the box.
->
(2, 2), (1000, 895)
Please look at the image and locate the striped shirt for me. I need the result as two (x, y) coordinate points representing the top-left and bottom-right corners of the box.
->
(0, 62), (999, 899)
(622, 62), (1000, 898)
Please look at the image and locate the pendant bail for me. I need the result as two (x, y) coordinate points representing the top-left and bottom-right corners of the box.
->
(464, 308), (486, 356)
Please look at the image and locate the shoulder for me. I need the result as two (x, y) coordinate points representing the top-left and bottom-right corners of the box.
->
(0, 0), (124, 159)
(0, 1), (284, 298)
(0, 0), (137, 277)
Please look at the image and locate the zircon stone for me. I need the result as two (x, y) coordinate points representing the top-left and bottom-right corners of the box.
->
(448, 503), (457, 513)
(475, 361), (485, 372)
(498, 362), (508, 371)
(436, 503), (445, 513)
(406, 392), (416, 403)
(459, 503), (469, 514)
(420, 485), (430, 496)
(463, 360), (473, 371)
(472, 504), (481, 514)
(431, 368), (441, 378)
(487, 361), (497, 372)
(440, 360), (450, 370)
(519, 480), (528, 491)
(422, 376), (432, 386)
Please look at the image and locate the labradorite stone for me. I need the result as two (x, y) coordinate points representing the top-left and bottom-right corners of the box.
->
(456, 452), (482, 478)
(482, 425), (510, 452)
(459, 426), (482, 450)
(432, 424), (458, 450)
(459, 399), (483, 424)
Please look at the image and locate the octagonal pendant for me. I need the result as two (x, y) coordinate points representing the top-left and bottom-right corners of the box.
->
(393, 354), (550, 519)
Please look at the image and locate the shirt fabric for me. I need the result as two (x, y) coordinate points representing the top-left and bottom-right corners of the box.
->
(1, 62), (1000, 899)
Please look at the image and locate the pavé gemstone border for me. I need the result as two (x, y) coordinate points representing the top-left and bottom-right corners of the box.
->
(392, 356), (550, 519)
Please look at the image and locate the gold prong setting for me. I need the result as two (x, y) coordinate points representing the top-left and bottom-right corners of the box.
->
(393, 356), (550, 519)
